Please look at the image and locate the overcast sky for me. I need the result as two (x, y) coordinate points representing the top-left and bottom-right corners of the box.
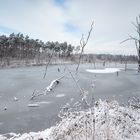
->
(0, 0), (140, 55)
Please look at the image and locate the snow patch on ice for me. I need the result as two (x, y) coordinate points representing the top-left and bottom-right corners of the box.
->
(27, 104), (40, 107)
(36, 101), (52, 105)
(86, 68), (120, 73)
(56, 94), (65, 98)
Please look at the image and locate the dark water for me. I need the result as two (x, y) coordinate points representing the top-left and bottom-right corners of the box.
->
(0, 63), (140, 134)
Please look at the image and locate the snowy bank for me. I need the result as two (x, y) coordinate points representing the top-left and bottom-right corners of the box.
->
(86, 68), (120, 73)
(1, 100), (140, 140)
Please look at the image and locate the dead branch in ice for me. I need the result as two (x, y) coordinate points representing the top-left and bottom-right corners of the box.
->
(30, 75), (64, 100)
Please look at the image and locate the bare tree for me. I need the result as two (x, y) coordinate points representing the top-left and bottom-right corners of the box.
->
(76, 21), (94, 73)
(121, 14), (140, 72)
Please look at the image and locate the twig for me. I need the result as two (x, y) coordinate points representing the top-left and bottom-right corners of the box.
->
(65, 65), (84, 95)
(120, 36), (138, 44)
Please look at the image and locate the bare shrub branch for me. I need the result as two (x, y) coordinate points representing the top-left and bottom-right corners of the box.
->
(76, 21), (94, 73)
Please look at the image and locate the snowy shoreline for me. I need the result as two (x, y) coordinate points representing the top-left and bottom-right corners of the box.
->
(1, 99), (140, 140)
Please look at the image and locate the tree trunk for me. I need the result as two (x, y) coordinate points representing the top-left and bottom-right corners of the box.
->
(138, 60), (140, 72)
(138, 41), (140, 72)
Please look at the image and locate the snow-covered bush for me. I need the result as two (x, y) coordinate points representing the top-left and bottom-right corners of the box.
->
(1, 99), (140, 140)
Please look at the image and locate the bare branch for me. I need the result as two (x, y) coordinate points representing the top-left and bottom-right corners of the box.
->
(65, 64), (84, 96)
(80, 34), (84, 47)
(76, 21), (94, 73)
(120, 35), (139, 56)
(131, 23), (140, 35)
(120, 38), (134, 44)
(76, 47), (84, 73)
(32, 89), (37, 97)
(30, 91), (44, 100)
(136, 17), (139, 25)
(120, 36), (138, 44)
(128, 35), (138, 40)
(84, 21), (94, 46)
(134, 40), (139, 59)
(134, 40), (139, 50)
(43, 49), (54, 79)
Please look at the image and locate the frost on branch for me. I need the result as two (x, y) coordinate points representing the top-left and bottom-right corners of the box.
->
(128, 96), (140, 109)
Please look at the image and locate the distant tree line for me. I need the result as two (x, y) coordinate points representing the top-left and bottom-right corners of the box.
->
(0, 33), (138, 67)
(81, 54), (137, 63)
(0, 33), (76, 65)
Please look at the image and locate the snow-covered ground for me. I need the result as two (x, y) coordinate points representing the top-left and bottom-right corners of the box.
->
(86, 68), (120, 73)
(1, 99), (140, 140)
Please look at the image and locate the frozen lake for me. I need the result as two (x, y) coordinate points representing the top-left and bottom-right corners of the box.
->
(0, 63), (140, 134)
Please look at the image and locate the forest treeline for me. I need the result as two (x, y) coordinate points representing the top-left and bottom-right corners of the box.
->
(0, 33), (138, 67)
(0, 33), (77, 64)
